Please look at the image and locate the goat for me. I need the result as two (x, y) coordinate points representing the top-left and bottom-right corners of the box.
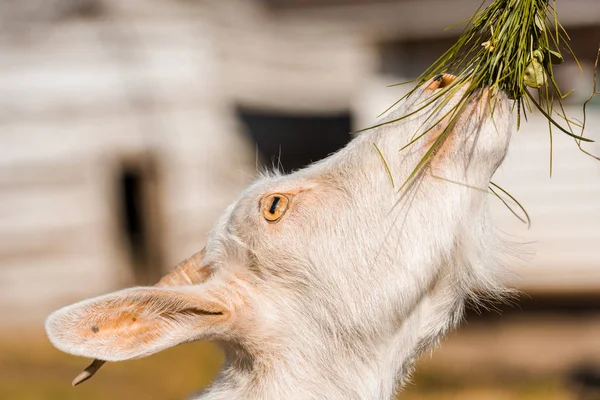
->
(46, 74), (515, 399)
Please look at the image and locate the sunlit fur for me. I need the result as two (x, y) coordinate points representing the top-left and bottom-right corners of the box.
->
(46, 77), (515, 399)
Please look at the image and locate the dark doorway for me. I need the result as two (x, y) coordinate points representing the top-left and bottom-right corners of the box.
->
(116, 158), (164, 285)
(237, 107), (352, 173)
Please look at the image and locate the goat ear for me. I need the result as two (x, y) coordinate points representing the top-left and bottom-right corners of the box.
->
(45, 286), (230, 362)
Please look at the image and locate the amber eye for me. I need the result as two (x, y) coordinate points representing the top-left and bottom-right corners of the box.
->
(261, 193), (290, 222)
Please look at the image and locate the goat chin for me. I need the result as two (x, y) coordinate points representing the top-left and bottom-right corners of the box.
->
(46, 76), (517, 400)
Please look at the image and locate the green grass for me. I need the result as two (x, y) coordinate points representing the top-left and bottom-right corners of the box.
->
(377, 0), (592, 143)
(361, 0), (599, 225)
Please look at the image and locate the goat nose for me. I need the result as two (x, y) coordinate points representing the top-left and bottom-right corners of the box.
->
(425, 73), (456, 92)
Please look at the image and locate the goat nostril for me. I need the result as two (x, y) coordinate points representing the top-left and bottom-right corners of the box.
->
(439, 73), (456, 88)
(426, 73), (456, 91)
(261, 193), (290, 222)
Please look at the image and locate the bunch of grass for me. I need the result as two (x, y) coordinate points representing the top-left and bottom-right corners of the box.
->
(366, 0), (599, 225)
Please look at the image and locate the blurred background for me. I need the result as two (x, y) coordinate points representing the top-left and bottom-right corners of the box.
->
(0, 0), (599, 399)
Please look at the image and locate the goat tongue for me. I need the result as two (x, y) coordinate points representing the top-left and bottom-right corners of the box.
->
(71, 248), (208, 386)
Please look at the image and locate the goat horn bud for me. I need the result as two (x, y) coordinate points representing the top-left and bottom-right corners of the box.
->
(71, 248), (207, 386)
(157, 248), (208, 287)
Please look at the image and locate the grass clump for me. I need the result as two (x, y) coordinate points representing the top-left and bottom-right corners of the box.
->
(365, 0), (599, 225)
(412, 0), (594, 140)
(392, 0), (594, 137)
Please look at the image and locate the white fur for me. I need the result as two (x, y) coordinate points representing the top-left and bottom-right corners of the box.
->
(46, 79), (515, 399)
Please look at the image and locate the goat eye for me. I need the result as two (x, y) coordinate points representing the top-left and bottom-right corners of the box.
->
(261, 193), (289, 222)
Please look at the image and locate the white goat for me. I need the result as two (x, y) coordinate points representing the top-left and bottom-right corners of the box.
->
(46, 74), (514, 399)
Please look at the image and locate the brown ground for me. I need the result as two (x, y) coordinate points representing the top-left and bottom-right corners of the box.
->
(1, 313), (598, 399)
